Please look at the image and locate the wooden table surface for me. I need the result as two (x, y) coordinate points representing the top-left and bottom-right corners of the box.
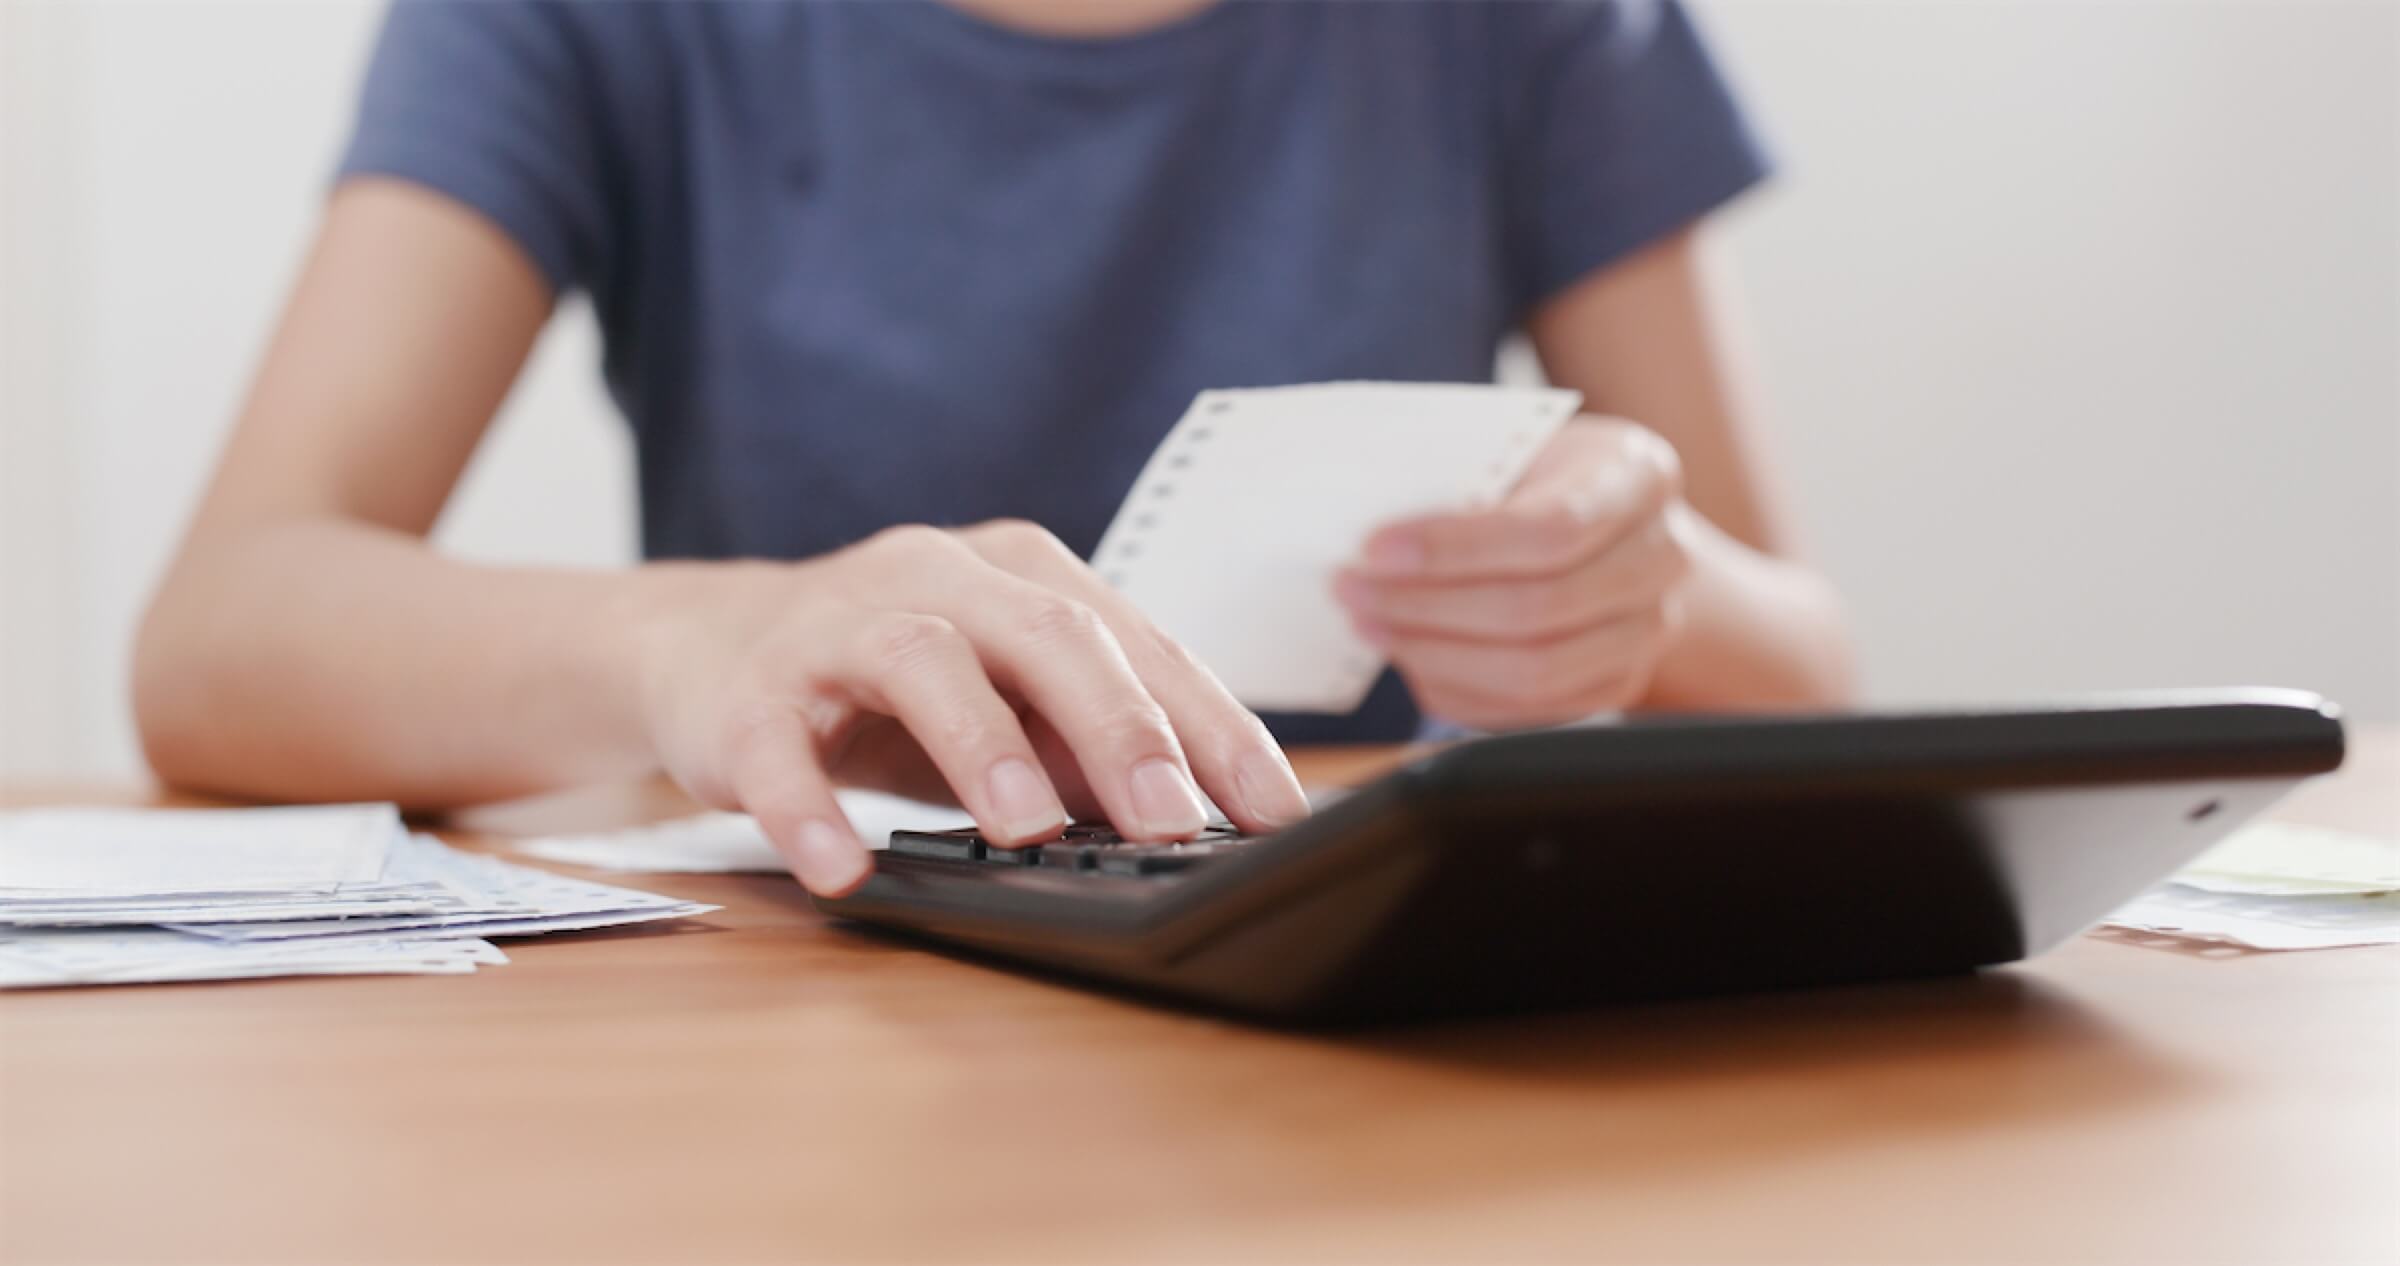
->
(3, 737), (2396, 1265)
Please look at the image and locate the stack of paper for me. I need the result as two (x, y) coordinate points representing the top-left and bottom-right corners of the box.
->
(0, 804), (715, 989)
(2104, 822), (2400, 951)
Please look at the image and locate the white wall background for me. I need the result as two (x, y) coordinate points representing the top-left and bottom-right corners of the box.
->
(1, 0), (2393, 782)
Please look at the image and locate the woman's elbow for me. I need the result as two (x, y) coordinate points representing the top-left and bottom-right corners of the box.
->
(130, 574), (247, 795)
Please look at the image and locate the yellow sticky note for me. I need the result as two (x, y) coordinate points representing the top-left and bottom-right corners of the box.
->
(2179, 822), (2400, 896)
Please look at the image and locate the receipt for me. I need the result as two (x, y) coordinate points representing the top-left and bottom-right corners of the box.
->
(1092, 382), (1578, 712)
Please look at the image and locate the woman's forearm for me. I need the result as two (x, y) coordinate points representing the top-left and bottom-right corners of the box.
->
(135, 514), (1319, 893)
(134, 517), (714, 807)
(1641, 504), (1855, 712)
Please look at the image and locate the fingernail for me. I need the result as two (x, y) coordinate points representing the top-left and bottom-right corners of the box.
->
(1366, 532), (1424, 576)
(792, 819), (871, 895)
(985, 757), (1063, 842)
(1128, 758), (1209, 839)
(1235, 749), (1311, 828)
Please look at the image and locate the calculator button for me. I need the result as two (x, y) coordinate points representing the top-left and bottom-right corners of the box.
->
(887, 830), (982, 862)
(1094, 846), (1207, 876)
(1040, 842), (1099, 870)
(1092, 838), (1254, 876)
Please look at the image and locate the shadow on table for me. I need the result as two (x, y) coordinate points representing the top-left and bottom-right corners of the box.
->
(1244, 968), (2203, 1194)
(745, 866), (2204, 1197)
(1354, 967), (2125, 1080)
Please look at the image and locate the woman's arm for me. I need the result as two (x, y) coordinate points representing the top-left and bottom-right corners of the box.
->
(1334, 227), (1853, 720)
(136, 181), (1308, 894)
(134, 179), (660, 804)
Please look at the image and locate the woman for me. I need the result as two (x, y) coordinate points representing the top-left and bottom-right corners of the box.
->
(135, 0), (1852, 896)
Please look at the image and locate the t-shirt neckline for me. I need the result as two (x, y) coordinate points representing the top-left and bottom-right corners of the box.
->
(877, 0), (1251, 80)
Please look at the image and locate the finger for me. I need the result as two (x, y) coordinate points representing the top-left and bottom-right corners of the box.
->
(1024, 714), (1107, 822)
(1074, 612), (1307, 834)
(1335, 517), (1687, 644)
(860, 523), (1209, 842)
(1384, 612), (1673, 727)
(1359, 431), (1676, 583)
(960, 522), (1310, 834)
(962, 590), (1208, 841)
(836, 611), (1065, 849)
(1131, 641), (1309, 835)
(891, 544), (1206, 841)
(726, 708), (872, 897)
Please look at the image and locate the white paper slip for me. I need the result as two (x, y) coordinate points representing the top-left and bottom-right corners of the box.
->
(174, 834), (717, 943)
(514, 813), (782, 874)
(1092, 382), (1579, 712)
(512, 788), (975, 874)
(170, 906), (716, 946)
(0, 803), (399, 897)
(2103, 883), (2400, 951)
(0, 926), (505, 989)
(2, 890), (450, 928)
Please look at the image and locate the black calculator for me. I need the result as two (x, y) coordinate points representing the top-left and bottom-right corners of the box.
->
(813, 691), (2344, 1025)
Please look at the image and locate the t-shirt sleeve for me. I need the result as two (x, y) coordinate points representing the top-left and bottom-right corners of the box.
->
(1497, 0), (1772, 311)
(336, 0), (619, 296)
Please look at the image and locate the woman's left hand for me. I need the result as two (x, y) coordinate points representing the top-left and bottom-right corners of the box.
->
(1333, 416), (1694, 730)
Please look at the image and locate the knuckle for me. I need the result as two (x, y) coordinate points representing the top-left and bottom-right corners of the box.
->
(863, 523), (966, 567)
(965, 517), (1071, 565)
(1131, 619), (1205, 674)
(918, 705), (1004, 759)
(1090, 699), (1178, 753)
(1016, 594), (1109, 648)
(860, 611), (962, 674)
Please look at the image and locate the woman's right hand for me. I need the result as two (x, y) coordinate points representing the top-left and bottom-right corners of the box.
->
(631, 520), (1312, 895)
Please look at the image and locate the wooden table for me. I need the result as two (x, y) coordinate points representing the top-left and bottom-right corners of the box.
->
(4, 737), (2396, 1265)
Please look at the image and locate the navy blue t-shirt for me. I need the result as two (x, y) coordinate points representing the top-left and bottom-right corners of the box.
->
(339, 0), (1769, 742)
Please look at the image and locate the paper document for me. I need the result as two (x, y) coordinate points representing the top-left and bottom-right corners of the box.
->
(1, 802), (717, 988)
(2104, 885), (2400, 951)
(514, 788), (972, 874)
(0, 927), (505, 988)
(1091, 382), (1579, 712)
(172, 833), (714, 944)
(2101, 821), (2400, 951)
(0, 803), (398, 896)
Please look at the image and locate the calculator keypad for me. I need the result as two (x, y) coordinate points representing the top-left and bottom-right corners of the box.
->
(886, 822), (1259, 876)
